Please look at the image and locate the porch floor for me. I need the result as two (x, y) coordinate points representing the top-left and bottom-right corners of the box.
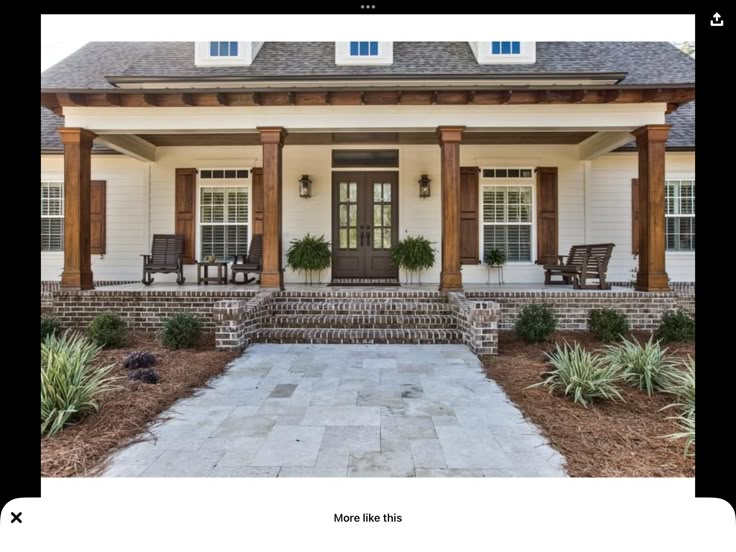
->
(95, 282), (633, 293)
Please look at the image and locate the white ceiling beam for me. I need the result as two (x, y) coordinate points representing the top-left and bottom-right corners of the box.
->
(94, 134), (157, 162)
(578, 131), (636, 160)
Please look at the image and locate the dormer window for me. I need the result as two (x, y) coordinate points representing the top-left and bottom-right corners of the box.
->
(194, 42), (263, 67)
(335, 42), (393, 65)
(209, 41), (239, 57)
(469, 41), (536, 64)
(350, 41), (379, 56)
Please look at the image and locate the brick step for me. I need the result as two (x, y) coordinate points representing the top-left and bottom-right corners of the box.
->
(269, 302), (453, 314)
(270, 296), (448, 304)
(274, 291), (444, 299)
(255, 327), (463, 345)
(262, 314), (456, 329)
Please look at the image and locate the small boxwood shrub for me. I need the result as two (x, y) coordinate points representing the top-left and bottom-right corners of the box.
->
(88, 312), (127, 349)
(41, 315), (61, 342)
(588, 308), (630, 343)
(128, 368), (160, 384)
(515, 303), (557, 343)
(161, 313), (202, 349)
(656, 309), (695, 343)
(123, 351), (157, 370)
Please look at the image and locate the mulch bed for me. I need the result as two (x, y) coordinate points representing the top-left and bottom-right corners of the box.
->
(41, 331), (238, 477)
(484, 332), (695, 477)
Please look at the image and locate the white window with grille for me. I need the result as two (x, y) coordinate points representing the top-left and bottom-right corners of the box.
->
(481, 170), (534, 263)
(41, 181), (64, 251)
(665, 179), (695, 252)
(197, 170), (250, 262)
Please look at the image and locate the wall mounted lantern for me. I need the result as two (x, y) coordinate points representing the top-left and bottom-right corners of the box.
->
(418, 174), (431, 198)
(299, 174), (312, 198)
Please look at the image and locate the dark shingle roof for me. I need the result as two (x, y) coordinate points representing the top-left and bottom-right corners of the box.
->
(41, 42), (695, 89)
(617, 101), (695, 151)
(41, 107), (113, 153)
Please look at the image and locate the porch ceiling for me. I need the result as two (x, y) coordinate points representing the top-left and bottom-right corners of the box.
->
(138, 130), (596, 147)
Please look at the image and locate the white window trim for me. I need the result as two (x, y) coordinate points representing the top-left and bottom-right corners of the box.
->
(194, 42), (262, 67)
(335, 42), (393, 65)
(472, 41), (536, 64)
(41, 180), (64, 252)
(479, 170), (536, 265)
(195, 170), (252, 263)
(664, 176), (695, 255)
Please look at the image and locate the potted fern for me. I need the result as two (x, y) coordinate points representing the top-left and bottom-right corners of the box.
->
(286, 233), (331, 284)
(484, 248), (506, 285)
(390, 235), (436, 285)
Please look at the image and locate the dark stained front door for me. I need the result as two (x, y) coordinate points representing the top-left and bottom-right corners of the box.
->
(332, 171), (399, 279)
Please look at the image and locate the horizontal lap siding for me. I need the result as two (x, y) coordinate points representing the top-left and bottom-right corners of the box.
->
(41, 154), (148, 281)
(591, 152), (694, 283)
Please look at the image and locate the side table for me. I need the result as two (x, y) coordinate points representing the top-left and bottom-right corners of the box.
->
(197, 261), (229, 285)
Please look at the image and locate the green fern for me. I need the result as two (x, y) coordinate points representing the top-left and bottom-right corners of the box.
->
(286, 234), (332, 284)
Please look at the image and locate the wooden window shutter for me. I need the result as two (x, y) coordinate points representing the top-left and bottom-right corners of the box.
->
(90, 180), (106, 255)
(631, 178), (640, 255)
(175, 168), (197, 264)
(252, 168), (264, 235)
(535, 167), (558, 265)
(460, 167), (480, 264)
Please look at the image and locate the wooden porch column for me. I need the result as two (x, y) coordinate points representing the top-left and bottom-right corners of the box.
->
(58, 127), (96, 290)
(438, 126), (465, 291)
(633, 124), (671, 292)
(258, 127), (286, 289)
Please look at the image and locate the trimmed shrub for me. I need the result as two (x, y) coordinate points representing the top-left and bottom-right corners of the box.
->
(530, 341), (623, 407)
(123, 351), (157, 370)
(603, 336), (676, 395)
(656, 309), (695, 343)
(515, 303), (556, 343)
(88, 311), (127, 349)
(41, 331), (117, 436)
(41, 315), (61, 342)
(161, 313), (202, 349)
(588, 308), (630, 343)
(128, 368), (160, 384)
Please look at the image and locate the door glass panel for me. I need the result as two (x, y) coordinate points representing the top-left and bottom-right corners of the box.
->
(373, 205), (382, 226)
(349, 204), (357, 226)
(349, 228), (358, 248)
(374, 228), (382, 249)
(383, 228), (391, 247)
(373, 183), (382, 202)
(339, 183), (348, 202)
(382, 183), (391, 202)
(339, 205), (347, 225)
(348, 183), (357, 202)
(339, 228), (347, 249)
(382, 205), (391, 226)
(337, 180), (358, 250)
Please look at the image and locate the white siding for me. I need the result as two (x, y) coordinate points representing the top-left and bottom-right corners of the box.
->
(590, 151), (695, 283)
(40, 154), (149, 281)
(41, 147), (694, 285)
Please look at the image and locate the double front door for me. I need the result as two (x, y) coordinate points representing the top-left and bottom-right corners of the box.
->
(332, 171), (398, 279)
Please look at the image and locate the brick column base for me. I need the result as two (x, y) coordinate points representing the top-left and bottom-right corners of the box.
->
(448, 292), (499, 356)
(214, 291), (274, 351)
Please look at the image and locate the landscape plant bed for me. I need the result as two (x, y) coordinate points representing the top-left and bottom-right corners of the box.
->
(484, 331), (695, 477)
(41, 331), (238, 477)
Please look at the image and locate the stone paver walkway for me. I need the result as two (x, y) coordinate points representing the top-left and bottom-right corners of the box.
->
(103, 344), (566, 477)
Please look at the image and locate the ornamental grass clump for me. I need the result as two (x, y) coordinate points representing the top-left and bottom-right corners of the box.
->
(41, 331), (117, 437)
(661, 356), (695, 457)
(529, 341), (623, 407)
(603, 336), (676, 396)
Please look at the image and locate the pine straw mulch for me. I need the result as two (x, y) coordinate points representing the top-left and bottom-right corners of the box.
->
(483, 332), (695, 478)
(41, 331), (238, 477)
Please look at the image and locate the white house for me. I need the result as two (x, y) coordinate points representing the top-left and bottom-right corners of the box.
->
(41, 41), (694, 291)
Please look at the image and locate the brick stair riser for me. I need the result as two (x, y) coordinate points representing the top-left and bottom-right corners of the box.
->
(263, 314), (454, 329)
(270, 303), (453, 314)
(255, 328), (462, 345)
